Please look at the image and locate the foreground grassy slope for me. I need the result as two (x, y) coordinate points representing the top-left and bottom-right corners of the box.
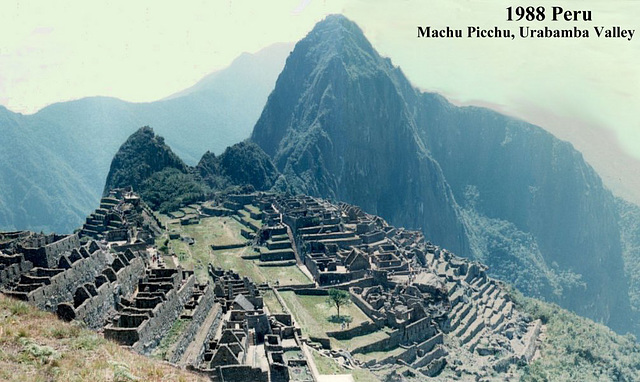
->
(0, 294), (208, 382)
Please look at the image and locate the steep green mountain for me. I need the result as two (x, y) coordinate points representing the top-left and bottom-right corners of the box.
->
(252, 15), (469, 256)
(103, 126), (188, 194)
(103, 126), (208, 213)
(0, 43), (291, 233)
(196, 141), (279, 191)
(618, 198), (640, 333)
(251, 15), (633, 334)
(416, 94), (631, 332)
(104, 128), (279, 213)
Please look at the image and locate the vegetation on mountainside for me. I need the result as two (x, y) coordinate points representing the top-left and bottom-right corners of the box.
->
(140, 168), (209, 213)
(461, 202), (586, 304)
(196, 141), (279, 191)
(617, 197), (640, 335)
(512, 288), (640, 381)
(0, 294), (207, 382)
(104, 127), (281, 215)
(103, 126), (188, 196)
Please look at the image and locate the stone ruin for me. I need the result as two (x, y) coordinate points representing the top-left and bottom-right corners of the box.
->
(104, 267), (196, 353)
(0, 190), (321, 382)
(0, 189), (544, 381)
(262, 194), (543, 379)
(0, 231), (147, 331)
(81, 187), (162, 245)
(196, 266), (314, 382)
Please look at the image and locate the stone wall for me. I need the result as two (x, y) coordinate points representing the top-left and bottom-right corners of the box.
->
(215, 365), (268, 382)
(351, 317), (434, 355)
(349, 288), (384, 322)
(293, 289), (328, 296)
(260, 250), (295, 262)
(61, 252), (146, 329)
(521, 319), (542, 362)
(132, 273), (196, 354)
(104, 270), (196, 352)
(326, 321), (381, 340)
(364, 333), (445, 367)
(194, 303), (225, 367)
(211, 243), (247, 250)
(21, 233), (80, 268)
(0, 254), (33, 287)
(26, 248), (109, 310)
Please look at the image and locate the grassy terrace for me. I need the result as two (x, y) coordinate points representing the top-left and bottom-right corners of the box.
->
(0, 295), (207, 382)
(211, 247), (311, 286)
(352, 346), (405, 363)
(158, 216), (247, 281)
(244, 204), (262, 215)
(278, 291), (392, 351)
(159, 214), (311, 286)
(237, 207), (263, 229)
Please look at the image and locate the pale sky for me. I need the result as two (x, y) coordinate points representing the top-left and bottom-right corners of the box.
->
(1, 0), (638, 163)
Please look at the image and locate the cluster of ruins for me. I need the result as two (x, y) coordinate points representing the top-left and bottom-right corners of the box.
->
(0, 189), (542, 381)
(262, 195), (540, 377)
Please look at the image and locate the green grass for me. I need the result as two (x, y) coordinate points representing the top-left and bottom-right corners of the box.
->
(180, 206), (198, 215)
(210, 247), (311, 286)
(165, 216), (247, 281)
(152, 319), (188, 360)
(0, 294), (206, 382)
(263, 290), (285, 314)
(258, 263), (311, 285)
(244, 204), (261, 214)
(211, 247), (264, 281)
(311, 349), (380, 382)
(169, 210), (185, 219)
(162, 215), (311, 286)
(237, 209), (263, 229)
(278, 291), (390, 351)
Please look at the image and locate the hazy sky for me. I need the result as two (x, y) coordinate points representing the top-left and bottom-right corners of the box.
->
(1, 0), (638, 161)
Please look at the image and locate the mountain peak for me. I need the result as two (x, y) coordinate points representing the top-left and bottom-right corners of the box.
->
(251, 16), (469, 257)
(314, 14), (361, 32)
(102, 126), (188, 195)
(299, 14), (379, 69)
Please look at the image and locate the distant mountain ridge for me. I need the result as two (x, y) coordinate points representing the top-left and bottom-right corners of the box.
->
(0, 43), (292, 233)
(251, 15), (634, 334)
